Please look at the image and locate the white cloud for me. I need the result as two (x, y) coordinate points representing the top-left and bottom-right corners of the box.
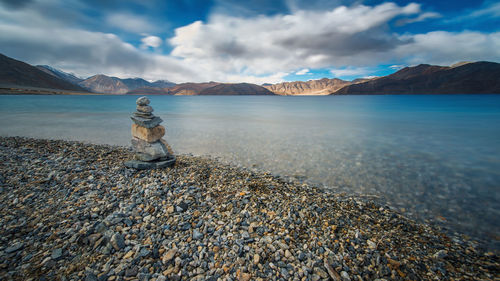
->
(141, 35), (162, 49)
(467, 2), (500, 19)
(330, 67), (373, 78)
(395, 31), (500, 66)
(106, 13), (156, 34)
(295, 68), (310, 75)
(389, 64), (405, 69)
(396, 11), (441, 25)
(169, 2), (426, 77)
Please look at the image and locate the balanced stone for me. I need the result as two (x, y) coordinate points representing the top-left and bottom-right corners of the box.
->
(136, 96), (150, 106)
(132, 124), (165, 143)
(131, 115), (163, 128)
(125, 96), (175, 170)
(137, 105), (153, 113)
(131, 137), (169, 161)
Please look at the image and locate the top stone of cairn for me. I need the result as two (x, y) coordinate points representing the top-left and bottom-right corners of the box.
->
(136, 96), (150, 106)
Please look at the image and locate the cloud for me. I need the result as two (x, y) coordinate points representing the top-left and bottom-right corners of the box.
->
(0, 22), (197, 81)
(389, 64), (404, 69)
(467, 2), (500, 19)
(0, 0), (33, 9)
(141, 35), (162, 49)
(396, 11), (441, 26)
(395, 31), (500, 66)
(295, 68), (310, 75)
(330, 67), (374, 78)
(169, 2), (426, 77)
(106, 13), (156, 33)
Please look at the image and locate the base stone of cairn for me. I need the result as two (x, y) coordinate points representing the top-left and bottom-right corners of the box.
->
(124, 96), (175, 170)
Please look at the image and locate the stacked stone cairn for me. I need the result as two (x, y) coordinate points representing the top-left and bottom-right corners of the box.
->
(124, 96), (175, 169)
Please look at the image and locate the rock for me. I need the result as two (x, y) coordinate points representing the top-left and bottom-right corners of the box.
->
(85, 272), (98, 281)
(193, 229), (203, 240)
(284, 249), (291, 258)
(131, 124), (165, 143)
(367, 240), (377, 250)
(51, 248), (63, 260)
(134, 112), (153, 118)
(315, 267), (329, 279)
(137, 105), (153, 113)
(110, 233), (125, 251)
(324, 259), (341, 281)
(253, 253), (260, 264)
(136, 96), (150, 106)
(123, 251), (134, 259)
(162, 248), (177, 264)
(124, 158), (176, 170)
(139, 247), (150, 257)
(131, 138), (169, 161)
(130, 115), (162, 129)
(238, 272), (251, 281)
(5, 242), (23, 253)
(340, 271), (351, 281)
(433, 250), (448, 259)
(125, 266), (138, 277)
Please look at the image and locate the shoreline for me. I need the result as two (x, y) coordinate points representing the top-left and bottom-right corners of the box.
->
(0, 136), (498, 280)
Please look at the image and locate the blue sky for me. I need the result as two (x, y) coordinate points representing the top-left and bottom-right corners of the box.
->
(0, 0), (499, 83)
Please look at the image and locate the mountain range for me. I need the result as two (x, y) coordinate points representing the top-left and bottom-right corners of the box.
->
(0, 53), (87, 92)
(336, 62), (500, 95)
(263, 77), (370, 95)
(1, 53), (500, 95)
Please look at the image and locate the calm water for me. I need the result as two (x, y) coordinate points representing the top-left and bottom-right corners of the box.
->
(1, 95), (499, 249)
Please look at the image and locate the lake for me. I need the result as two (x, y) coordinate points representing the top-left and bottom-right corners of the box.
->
(1, 94), (499, 250)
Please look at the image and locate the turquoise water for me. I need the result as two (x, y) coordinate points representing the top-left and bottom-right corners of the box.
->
(1, 94), (499, 249)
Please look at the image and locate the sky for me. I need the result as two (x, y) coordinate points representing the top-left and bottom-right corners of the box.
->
(0, 0), (499, 84)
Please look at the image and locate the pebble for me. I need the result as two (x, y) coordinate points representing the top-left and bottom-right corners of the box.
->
(5, 242), (24, 253)
(51, 248), (63, 260)
(110, 233), (125, 251)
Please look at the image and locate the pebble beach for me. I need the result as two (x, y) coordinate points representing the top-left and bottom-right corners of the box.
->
(0, 136), (498, 281)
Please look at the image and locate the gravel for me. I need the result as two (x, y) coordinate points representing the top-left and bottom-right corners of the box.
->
(0, 136), (498, 280)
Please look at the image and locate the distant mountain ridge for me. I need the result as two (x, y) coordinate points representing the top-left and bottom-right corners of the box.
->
(333, 62), (500, 95)
(78, 75), (176, 94)
(127, 82), (274, 96)
(199, 83), (275, 95)
(264, 78), (355, 95)
(0, 53), (88, 92)
(36, 65), (83, 85)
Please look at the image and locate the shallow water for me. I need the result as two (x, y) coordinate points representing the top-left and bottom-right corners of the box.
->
(1, 94), (499, 249)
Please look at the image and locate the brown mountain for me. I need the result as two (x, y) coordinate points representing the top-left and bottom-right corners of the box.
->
(169, 82), (220, 95)
(199, 83), (275, 95)
(334, 62), (500, 95)
(127, 82), (220, 95)
(0, 53), (88, 92)
(126, 86), (170, 95)
(79, 75), (176, 94)
(264, 78), (353, 95)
